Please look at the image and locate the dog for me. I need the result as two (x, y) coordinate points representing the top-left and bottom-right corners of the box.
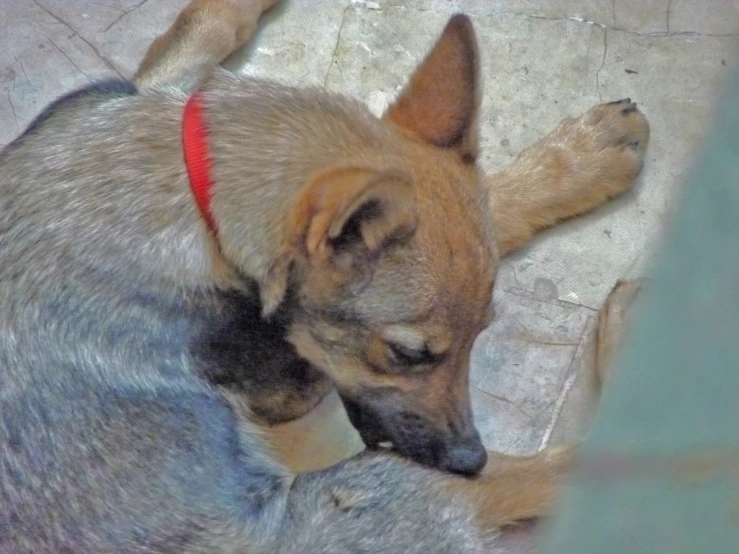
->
(0, 0), (649, 551)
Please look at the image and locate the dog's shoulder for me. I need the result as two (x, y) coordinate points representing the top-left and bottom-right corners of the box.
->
(24, 78), (137, 135)
(3, 79), (138, 154)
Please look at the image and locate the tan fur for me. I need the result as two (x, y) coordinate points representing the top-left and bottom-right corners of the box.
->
(129, 3), (648, 464)
(132, 0), (648, 519)
(457, 446), (576, 528)
(385, 14), (480, 161)
(490, 102), (649, 255)
(0, 0), (650, 549)
(134, 0), (282, 92)
(265, 275), (644, 533)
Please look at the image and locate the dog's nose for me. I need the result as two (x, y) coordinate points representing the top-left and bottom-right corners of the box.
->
(442, 434), (487, 476)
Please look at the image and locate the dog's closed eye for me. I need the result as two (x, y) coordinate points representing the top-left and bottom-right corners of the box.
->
(380, 325), (449, 370)
(388, 342), (436, 366)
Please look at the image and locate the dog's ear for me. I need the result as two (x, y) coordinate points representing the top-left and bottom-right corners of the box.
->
(384, 14), (479, 162)
(262, 167), (416, 314)
(295, 166), (416, 261)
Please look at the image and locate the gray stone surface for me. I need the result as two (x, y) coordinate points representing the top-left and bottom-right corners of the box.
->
(1, 0), (736, 459)
(471, 286), (596, 453)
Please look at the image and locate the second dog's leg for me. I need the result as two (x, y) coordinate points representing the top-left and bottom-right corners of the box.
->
(488, 100), (650, 256)
(595, 278), (644, 384)
(133, 0), (280, 92)
(446, 446), (575, 529)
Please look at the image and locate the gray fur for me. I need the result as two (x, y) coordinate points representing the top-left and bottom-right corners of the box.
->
(0, 76), (500, 553)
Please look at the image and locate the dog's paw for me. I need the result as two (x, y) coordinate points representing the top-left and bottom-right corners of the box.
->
(213, 0), (281, 44)
(534, 99), (649, 206)
(505, 99), (650, 226)
(226, 0), (280, 11)
(585, 98), (649, 165)
(566, 98), (650, 198)
(247, 0), (281, 12)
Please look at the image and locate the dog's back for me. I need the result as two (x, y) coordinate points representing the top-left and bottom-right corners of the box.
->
(0, 0), (649, 550)
(0, 81), (490, 554)
(0, 78), (293, 551)
(0, 68), (468, 551)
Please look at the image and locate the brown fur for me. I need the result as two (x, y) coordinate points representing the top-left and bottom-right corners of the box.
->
(129, 0), (648, 475)
(0, 0), (648, 551)
(266, 279), (645, 474)
(489, 100), (649, 255)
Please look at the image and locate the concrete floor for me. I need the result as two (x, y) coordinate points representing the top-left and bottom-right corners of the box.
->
(1, 0), (736, 458)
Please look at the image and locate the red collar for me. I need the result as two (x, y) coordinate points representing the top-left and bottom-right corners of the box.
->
(182, 93), (217, 234)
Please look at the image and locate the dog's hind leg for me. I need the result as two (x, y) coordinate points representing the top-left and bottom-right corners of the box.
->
(486, 100), (650, 256)
(133, 0), (281, 92)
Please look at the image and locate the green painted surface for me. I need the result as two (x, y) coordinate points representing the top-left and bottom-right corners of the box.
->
(544, 58), (739, 553)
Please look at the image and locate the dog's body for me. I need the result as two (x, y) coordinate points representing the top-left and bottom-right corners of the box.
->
(0, 1), (648, 552)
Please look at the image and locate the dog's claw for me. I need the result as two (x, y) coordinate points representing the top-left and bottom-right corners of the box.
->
(621, 103), (639, 116)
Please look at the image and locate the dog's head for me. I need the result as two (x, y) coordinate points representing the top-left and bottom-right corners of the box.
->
(265, 15), (496, 476)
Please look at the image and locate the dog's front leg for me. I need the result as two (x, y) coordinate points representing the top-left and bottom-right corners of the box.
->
(486, 100), (650, 256)
(133, 0), (281, 92)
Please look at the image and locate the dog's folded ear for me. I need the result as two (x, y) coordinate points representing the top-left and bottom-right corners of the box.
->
(261, 166), (416, 315)
(384, 14), (480, 162)
(292, 166), (416, 261)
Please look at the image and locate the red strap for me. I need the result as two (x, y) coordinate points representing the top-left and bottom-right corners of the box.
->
(182, 93), (217, 234)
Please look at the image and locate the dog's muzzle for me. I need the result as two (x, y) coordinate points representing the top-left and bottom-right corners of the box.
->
(341, 396), (487, 476)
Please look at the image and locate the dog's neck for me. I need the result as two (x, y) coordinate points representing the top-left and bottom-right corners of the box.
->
(191, 73), (400, 298)
(182, 93), (219, 235)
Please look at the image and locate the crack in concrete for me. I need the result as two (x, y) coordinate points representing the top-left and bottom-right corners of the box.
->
(104, 0), (152, 33)
(399, 4), (736, 38)
(31, 0), (124, 79)
(44, 35), (90, 80)
(595, 28), (608, 103)
(12, 55), (32, 90)
(507, 11), (737, 38)
(91, 1), (124, 12)
(538, 315), (593, 451)
(479, 389), (533, 421)
(323, 5), (352, 89)
(666, 0), (673, 34)
(7, 91), (19, 131)
(611, 0), (617, 26)
(585, 25), (594, 78)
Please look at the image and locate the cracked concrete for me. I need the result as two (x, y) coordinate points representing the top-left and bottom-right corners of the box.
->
(596, 27), (608, 101)
(1, 0), (737, 463)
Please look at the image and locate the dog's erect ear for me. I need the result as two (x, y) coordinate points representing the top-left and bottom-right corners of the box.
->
(263, 167), (415, 317)
(384, 14), (479, 161)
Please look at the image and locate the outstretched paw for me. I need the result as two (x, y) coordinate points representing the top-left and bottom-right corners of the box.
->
(524, 98), (650, 220)
(484, 99), (650, 254)
(225, 0), (282, 43)
(588, 98), (648, 152)
(573, 98), (650, 197)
